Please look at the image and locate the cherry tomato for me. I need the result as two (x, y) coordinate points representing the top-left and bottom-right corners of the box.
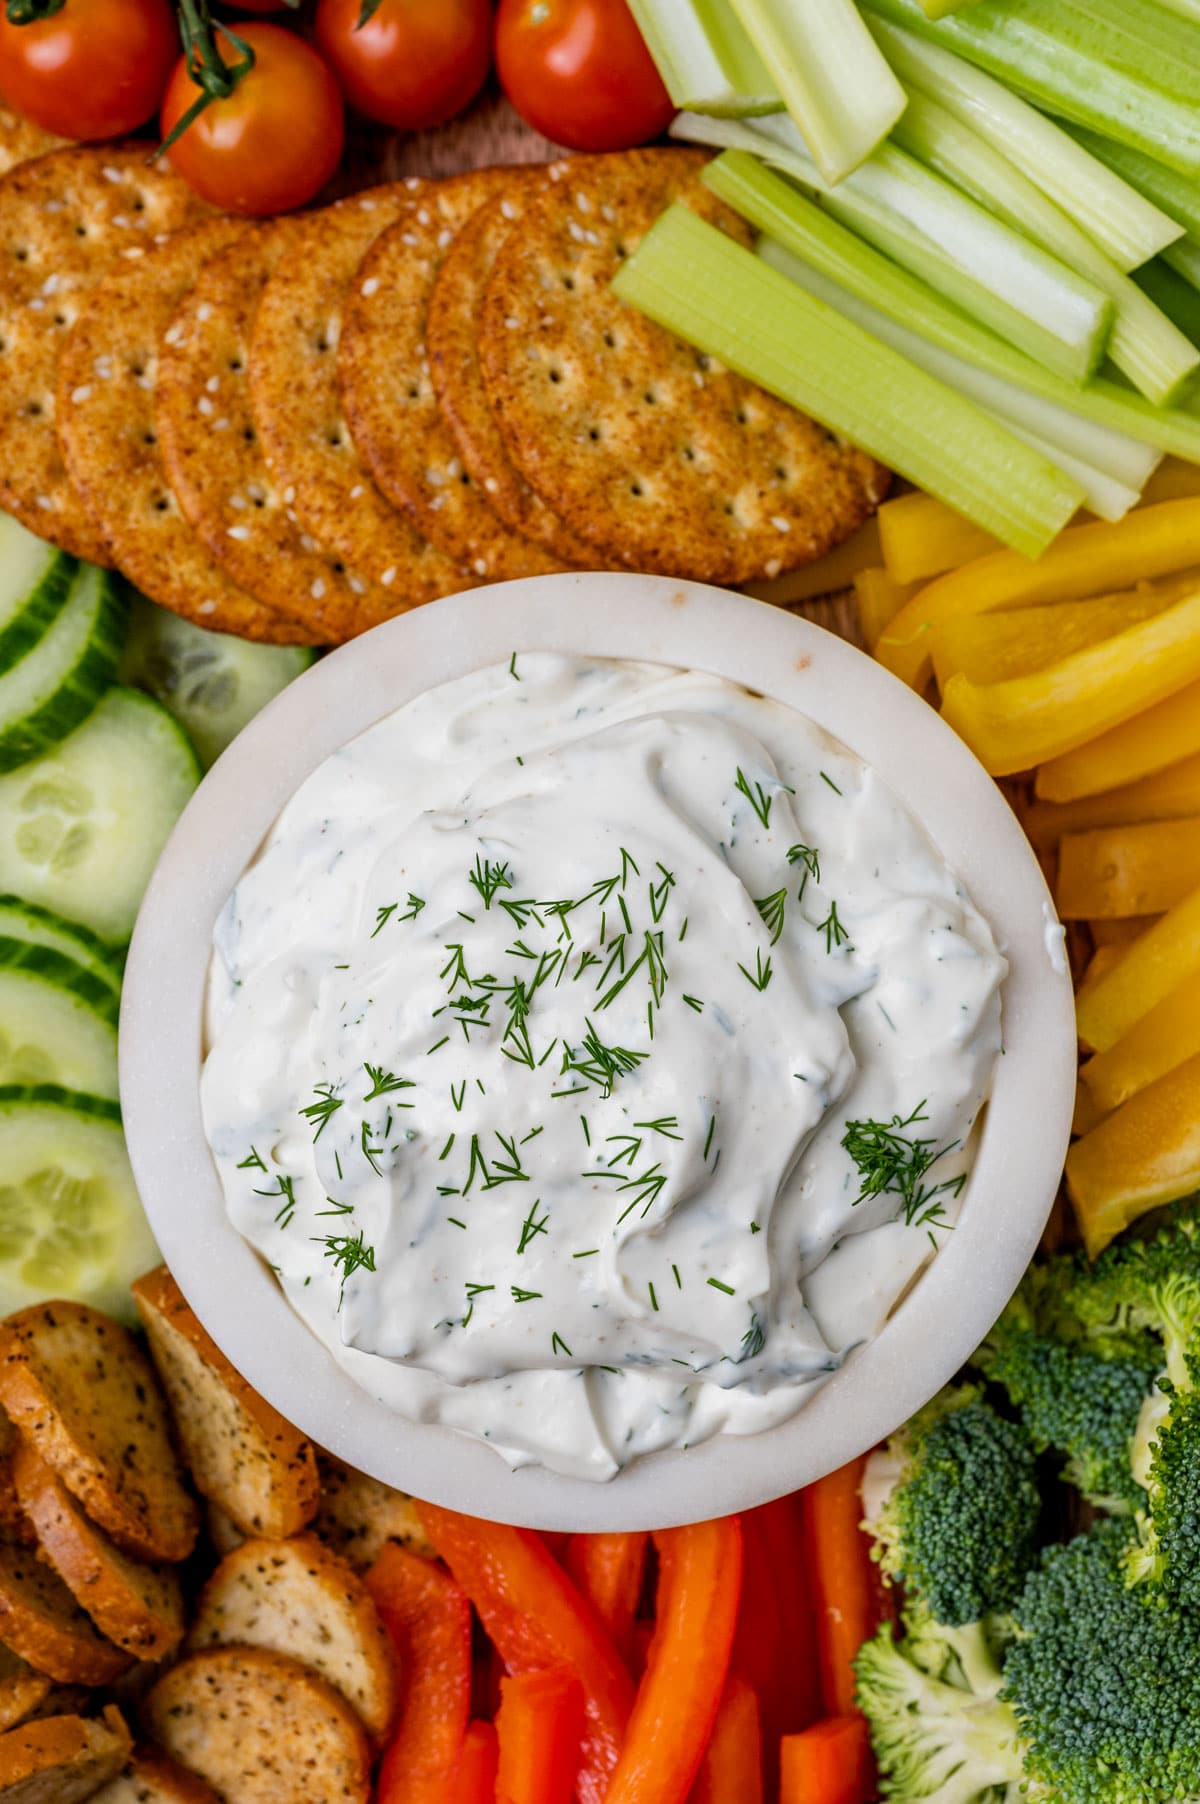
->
(160, 23), (344, 217)
(0, 0), (178, 141)
(494, 0), (674, 154)
(314, 0), (490, 133)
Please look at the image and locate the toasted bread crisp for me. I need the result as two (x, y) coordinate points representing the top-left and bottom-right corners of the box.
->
(57, 219), (315, 647)
(313, 1453), (434, 1572)
(479, 147), (890, 584)
(131, 1268), (319, 1542)
(92, 1746), (221, 1803)
(0, 1705), (130, 1803)
(249, 187), (471, 633)
(0, 1302), (198, 1566)
(0, 109), (67, 179)
(339, 167), (568, 580)
(0, 145), (207, 560)
(156, 221), (395, 642)
(0, 1545), (130, 1686)
(188, 1535), (396, 1741)
(12, 1443), (184, 1662)
(146, 1647), (371, 1804)
(428, 179), (610, 569)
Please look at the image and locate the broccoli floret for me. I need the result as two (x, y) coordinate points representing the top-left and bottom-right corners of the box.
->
(862, 1384), (1040, 1627)
(1126, 1351), (1200, 1604)
(1004, 1520), (1200, 1804)
(1063, 1211), (1200, 1385)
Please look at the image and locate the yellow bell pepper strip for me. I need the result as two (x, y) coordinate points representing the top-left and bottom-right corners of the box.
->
(1089, 915), (1161, 947)
(877, 498), (1200, 690)
(1075, 880), (1200, 1052)
(1035, 674), (1200, 801)
(930, 585), (1178, 691)
(1056, 817), (1200, 919)
(1076, 940), (1134, 1011)
(853, 568), (918, 651)
(1023, 751), (1200, 847)
(1079, 969), (1200, 1121)
(940, 583), (1200, 776)
(878, 490), (1001, 585)
(1066, 1053), (1200, 1257)
(746, 519), (882, 608)
(1072, 1081), (1107, 1139)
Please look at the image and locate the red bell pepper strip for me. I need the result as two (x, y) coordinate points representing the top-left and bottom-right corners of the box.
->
(418, 1504), (634, 1804)
(603, 1515), (744, 1804)
(780, 1716), (874, 1804)
(495, 1667), (585, 1804)
(688, 1673), (763, 1804)
(564, 1532), (648, 1666)
(734, 1497), (822, 1800)
(456, 1721), (501, 1803)
(800, 1459), (878, 1719)
(366, 1543), (472, 1804)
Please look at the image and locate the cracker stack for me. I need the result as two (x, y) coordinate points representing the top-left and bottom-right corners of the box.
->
(0, 138), (887, 647)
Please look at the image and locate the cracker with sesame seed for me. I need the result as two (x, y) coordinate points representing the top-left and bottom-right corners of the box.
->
(0, 105), (67, 178)
(339, 167), (569, 583)
(0, 145), (209, 562)
(156, 220), (394, 642)
(249, 185), (471, 632)
(478, 147), (890, 585)
(427, 178), (617, 570)
(57, 220), (317, 646)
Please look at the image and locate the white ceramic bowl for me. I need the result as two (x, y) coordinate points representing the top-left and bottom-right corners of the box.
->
(120, 574), (1075, 1531)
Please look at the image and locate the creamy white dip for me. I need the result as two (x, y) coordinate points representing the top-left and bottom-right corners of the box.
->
(202, 655), (1005, 1481)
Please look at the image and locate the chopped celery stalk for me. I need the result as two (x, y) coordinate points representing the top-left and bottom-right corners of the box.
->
(625, 0), (780, 114)
(723, 0), (904, 183)
(611, 203), (1084, 557)
(757, 237), (1153, 519)
(892, 88), (1199, 403)
(868, 15), (1182, 270)
(862, 0), (1200, 178)
(728, 112), (1115, 383)
(1064, 126), (1200, 243)
(702, 151), (1200, 466)
(1135, 260), (1200, 350)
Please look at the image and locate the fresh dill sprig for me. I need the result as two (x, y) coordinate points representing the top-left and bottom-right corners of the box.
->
(738, 947), (773, 991)
(299, 1083), (342, 1141)
(551, 1331), (573, 1357)
(740, 1312), (766, 1360)
(363, 1064), (415, 1102)
(517, 1199), (550, 1254)
(648, 863), (676, 923)
(634, 1116), (682, 1140)
(372, 903), (397, 938)
(561, 1020), (646, 1098)
(787, 843), (821, 899)
(734, 766), (774, 829)
(755, 888), (787, 946)
(468, 855), (514, 910)
(237, 1146), (267, 1172)
(314, 1230), (377, 1307)
(254, 1173), (298, 1229)
(511, 1286), (542, 1303)
(401, 893), (426, 921)
(817, 901), (850, 954)
(360, 1119), (384, 1176)
(841, 1103), (966, 1229)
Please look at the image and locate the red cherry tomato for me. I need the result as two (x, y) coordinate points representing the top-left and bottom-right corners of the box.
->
(0, 0), (178, 141)
(494, 0), (674, 154)
(314, 0), (491, 133)
(160, 23), (344, 217)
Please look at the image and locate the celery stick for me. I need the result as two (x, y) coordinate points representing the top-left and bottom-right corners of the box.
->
(703, 151), (1200, 466)
(1060, 127), (1200, 245)
(757, 237), (1153, 519)
(862, 0), (1200, 177)
(679, 112), (1114, 385)
(1135, 260), (1200, 351)
(723, 0), (905, 182)
(612, 204), (1084, 557)
(625, 0), (780, 114)
(868, 15), (1181, 270)
(893, 89), (1199, 403)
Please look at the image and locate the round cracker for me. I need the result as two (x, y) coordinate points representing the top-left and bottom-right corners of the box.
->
(249, 184), (470, 625)
(339, 167), (569, 582)
(57, 220), (316, 646)
(479, 147), (890, 585)
(427, 180), (614, 569)
(156, 220), (395, 643)
(0, 104), (67, 179)
(0, 144), (209, 561)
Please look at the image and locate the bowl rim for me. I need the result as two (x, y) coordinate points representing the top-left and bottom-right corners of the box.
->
(120, 572), (1076, 1531)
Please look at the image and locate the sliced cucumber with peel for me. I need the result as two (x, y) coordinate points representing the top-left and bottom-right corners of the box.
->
(0, 938), (118, 1097)
(119, 595), (316, 769)
(0, 515), (76, 676)
(0, 687), (200, 945)
(0, 897), (123, 998)
(0, 1086), (158, 1324)
(0, 561), (128, 774)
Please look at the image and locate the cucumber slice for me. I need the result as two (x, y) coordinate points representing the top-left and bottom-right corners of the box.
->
(0, 687), (200, 945)
(0, 515), (76, 675)
(0, 897), (123, 998)
(0, 561), (128, 774)
(0, 939), (118, 1096)
(119, 596), (316, 769)
(0, 1086), (158, 1323)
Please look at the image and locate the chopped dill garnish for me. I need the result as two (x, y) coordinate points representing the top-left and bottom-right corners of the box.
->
(238, 1146), (267, 1172)
(740, 1312), (765, 1359)
(561, 1020), (646, 1098)
(509, 651), (520, 680)
(254, 1173), (297, 1229)
(707, 1277), (735, 1296)
(842, 1103), (966, 1230)
(635, 1116), (682, 1140)
(573, 1248), (599, 1259)
(704, 1113), (717, 1160)
(314, 1229), (376, 1306)
(299, 1083), (342, 1141)
(468, 854), (514, 910)
(817, 901), (850, 954)
(672, 1263), (682, 1289)
(316, 1197), (353, 1217)
(372, 903), (397, 937)
(360, 1119), (384, 1176)
(511, 1286), (542, 1303)
(787, 843), (821, 898)
(363, 1064), (415, 1102)
(517, 1199), (550, 1254)
(738, 947), (773, 991)
(450, 1080), (466, 1113)
(648, 1281), (659, 1312)
(755, 888), (787, 946)
(734, 766), (774, 828)
(683, 993), (704, 1013)
(820, 770), (843, 795)
(551, 1331), (573, 1357)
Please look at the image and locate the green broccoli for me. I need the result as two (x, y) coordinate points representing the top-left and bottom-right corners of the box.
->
(856, 1520), (1200, 1804)
(861, 1384), (1040, 1627)
(1126, 1350), (1200, 1602)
